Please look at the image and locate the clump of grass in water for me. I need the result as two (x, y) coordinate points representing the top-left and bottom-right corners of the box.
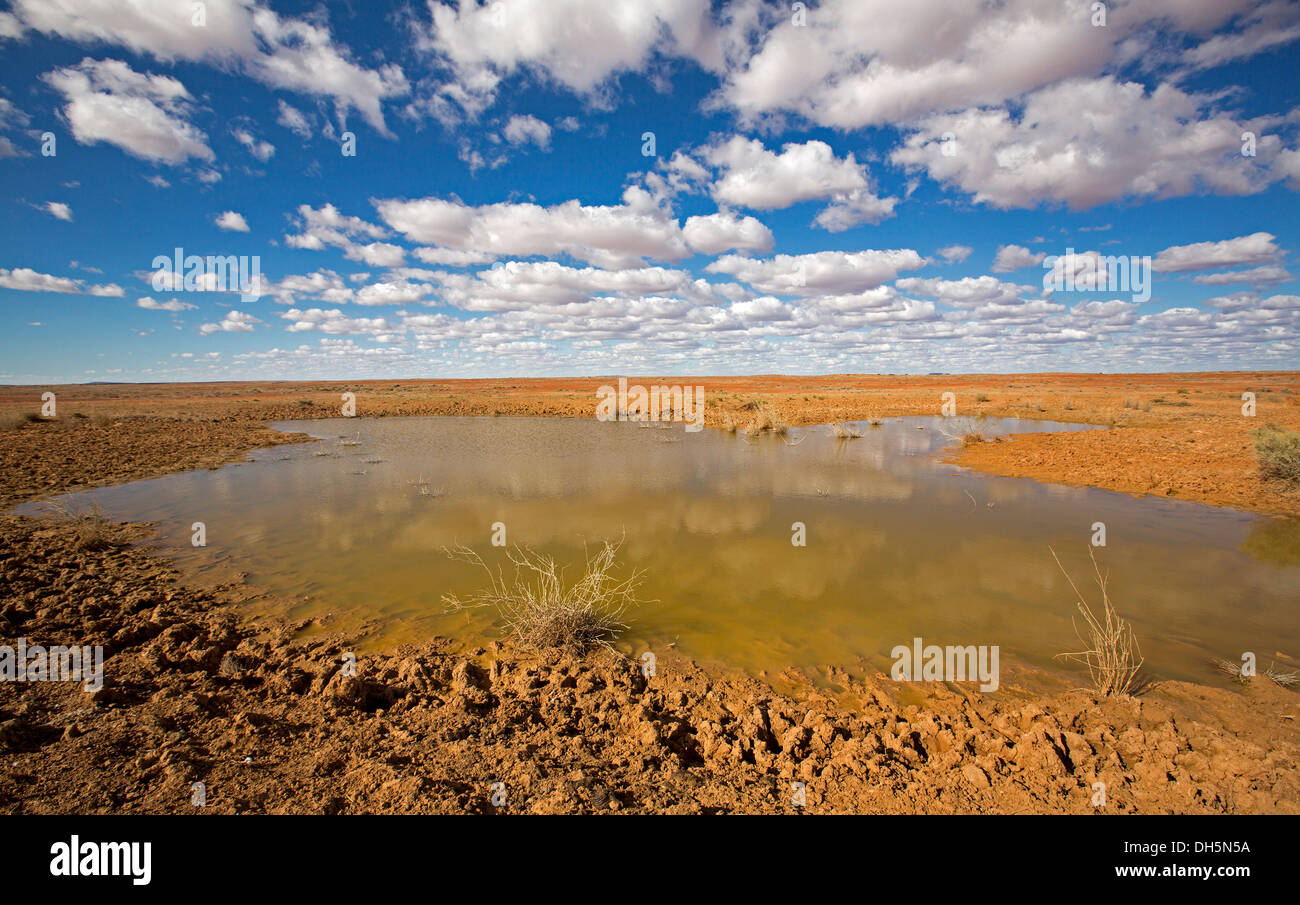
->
(741, 405), (788, 437)
(829, 421), (862, 439)
(1050, 547), (1144, 697)
(442, 539), (644, 654)
(46, 501), (117, 552)
(1253, 425), (1300, 487)
(1216, 658), (1299, 688)
(938, 416), (984, 446)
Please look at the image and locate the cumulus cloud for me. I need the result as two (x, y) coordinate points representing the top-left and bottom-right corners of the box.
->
(892, 77), (1293, 210)
(42, 57), (213, 164)
(0, 266), (123, 296)
(412, 0), (751, 123)
(281, 308), (398, 340)
(707, 249), (925, 296)
(681, 210), (773, 256)
(895, 275), (1034, 308)
(374, 186), (762, 268)
(936, 245), (973, 264)
(1192, 265), (1292, 286)
(691, 137), (897, 229)
(11, 0), (407, 131)
(424, 261), (722, 312)
(137, 296), (196, 311)
(215, 210), (250, 232)
(992, 244), (1046, 272)
(502, 114), (551, 149)
(1204, 291), (1300, 312)
(43, 201), (73, 221)
(713, 0), (1273, 129)
(1153, 232), (1282, 272)
(199, 309), (262, 334)
(285, 204), (392, 262)
(233, 126), (274, 161)
(1183, 0), (1300, 70)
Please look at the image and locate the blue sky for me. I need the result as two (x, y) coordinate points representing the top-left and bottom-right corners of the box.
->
(1, 0), (1298, 383)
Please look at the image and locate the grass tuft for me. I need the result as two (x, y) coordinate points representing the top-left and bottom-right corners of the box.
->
(46, 501), (118, 552)
(1050, 547), (1144, 697)
(442, 538), (644, 654)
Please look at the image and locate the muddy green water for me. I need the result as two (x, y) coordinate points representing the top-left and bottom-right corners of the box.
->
(21, 416), (1300, 688)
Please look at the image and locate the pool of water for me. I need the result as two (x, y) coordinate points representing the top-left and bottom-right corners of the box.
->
(19, 416), (1300, 688)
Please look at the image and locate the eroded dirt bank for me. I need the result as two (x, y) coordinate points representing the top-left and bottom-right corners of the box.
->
(0, 374), (1298, 813)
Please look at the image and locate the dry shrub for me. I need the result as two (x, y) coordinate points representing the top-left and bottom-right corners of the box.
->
(829, 421), (862, 439)
(1253, 425), (1300, 487)
(741, 403), (789, 436)
(938, 416), (984, 446)
(46, 501), (117, 552)
(442, 539), (644, 653)
(1216, 657), (1299, 688)
(1267, 663), (1300, 688)
(1050, 547), (1144, 697)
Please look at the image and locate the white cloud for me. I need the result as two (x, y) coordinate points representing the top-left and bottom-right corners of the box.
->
(12, 0), (408, 132)
(345, 242), (407, 268)
(281, 308), (397, 338)
(200, 310), (262, 334)
(697, 137), (897, 228)
(276, 100), (313, 139)
(1205, 291), (1300, 312)
(0, 11), (23, 39)
(892, 77), (1293, 210)
(681, 210), (773, 256)
(374, 187), (695, 269)
(895, 275), (1033, 308)
(430, 260), (712, 312)
(1184, 1), (1300, 69)
(215, 210), (250, 232)
(43, 201), (73, 221)
(285, 203), (392, 260)
(712, 0), (1265, 130)
(137, 296), (197, 311)
(0, 97), (30, 158)
(992, 244), (1046, 272)
(936, 245), (972, 264)
(355, 280), (436, 307)
(0, 266), (124, 296)
(707, 249), (925, 296)
(233, 126), (274, 161)
(1153, 232), (1282, 272)
(43, 57), (213, 164)
(1192, 265), (1292, 286)
(413, 0), (747, 122)
(502, 114), (551, 149)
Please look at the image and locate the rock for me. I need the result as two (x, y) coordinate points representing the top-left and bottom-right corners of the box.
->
(962, 764), (990, 789)
(451, 659), (487, 692)
(322, 672), (367, 709)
